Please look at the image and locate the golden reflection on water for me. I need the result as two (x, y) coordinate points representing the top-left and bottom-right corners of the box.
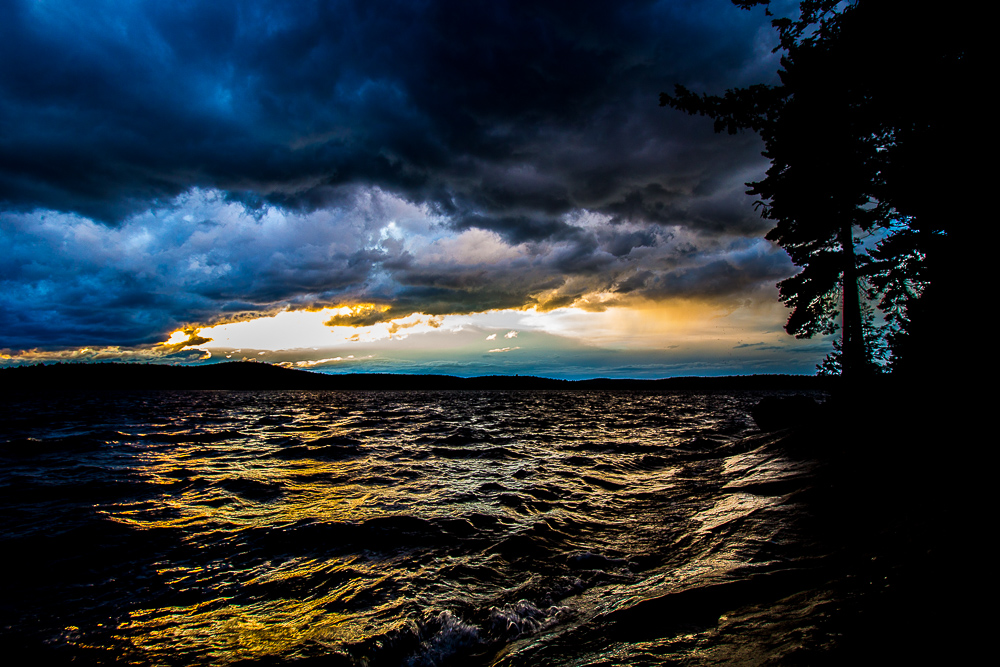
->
(119, 595), (374, 664)
(35, 391), (792, 665)
(114, 540), (400, 663)
(93, 427), (751, 666)
(96, 437), (548, 664)
(101, 449), (385, 531)
(99, 438), (415, 663)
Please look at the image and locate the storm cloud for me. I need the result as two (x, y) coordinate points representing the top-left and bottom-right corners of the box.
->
(0, 0), (791, 352)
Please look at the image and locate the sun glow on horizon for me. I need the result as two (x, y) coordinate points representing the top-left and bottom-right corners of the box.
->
(167, 296), (795, 358)
(0, 297), (826, 376)
(164, 331), (190, 346)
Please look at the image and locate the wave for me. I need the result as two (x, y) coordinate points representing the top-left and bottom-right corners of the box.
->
(1, 387), (885, 666)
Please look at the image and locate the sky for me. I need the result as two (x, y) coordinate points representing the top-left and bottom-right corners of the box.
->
(0, 0), (833, 378)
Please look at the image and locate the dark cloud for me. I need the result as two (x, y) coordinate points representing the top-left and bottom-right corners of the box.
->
(0, 191), (388, 347)
(0, 186), (796, 348)
(0, 0), (798, 352)
(449, 212), (579, 245)
(0, 0), (778, 228)
(644, 239), (792, 301)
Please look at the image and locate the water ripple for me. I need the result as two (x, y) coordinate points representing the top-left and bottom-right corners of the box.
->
(0, 388), (831, 665)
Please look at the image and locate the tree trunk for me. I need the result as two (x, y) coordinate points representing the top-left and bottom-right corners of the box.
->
(840, 221), (868, 381)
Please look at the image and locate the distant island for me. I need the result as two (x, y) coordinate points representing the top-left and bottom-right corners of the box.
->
(0, 361), (837, 392)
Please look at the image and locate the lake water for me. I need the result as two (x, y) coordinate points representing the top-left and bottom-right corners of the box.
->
(1, 389), (853, 665)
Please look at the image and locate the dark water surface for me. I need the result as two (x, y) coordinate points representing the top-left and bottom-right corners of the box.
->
(1, 389), (869, 665)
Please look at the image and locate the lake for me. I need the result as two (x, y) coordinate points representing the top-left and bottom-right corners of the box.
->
(3, 388), (896, 665)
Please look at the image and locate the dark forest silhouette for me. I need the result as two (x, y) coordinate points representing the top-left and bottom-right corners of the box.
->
(662, 0), (973, 383)
(0, 361), (835, 393)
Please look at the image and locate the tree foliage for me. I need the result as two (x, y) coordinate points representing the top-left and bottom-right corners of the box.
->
(816, 302), (889, 376)
(662, 0), (973, 378)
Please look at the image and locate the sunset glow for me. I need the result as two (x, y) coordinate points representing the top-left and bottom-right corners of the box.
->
(0, 0), (832, 377)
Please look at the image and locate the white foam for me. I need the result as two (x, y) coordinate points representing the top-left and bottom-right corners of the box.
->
(406, 610), (481, 667)
(488, 600), (571, 640)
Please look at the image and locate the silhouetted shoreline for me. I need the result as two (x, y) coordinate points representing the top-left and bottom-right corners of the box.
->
(0, 361), (840, 392)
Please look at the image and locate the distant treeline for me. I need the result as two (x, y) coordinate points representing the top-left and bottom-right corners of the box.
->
(0, 361), (838, 392)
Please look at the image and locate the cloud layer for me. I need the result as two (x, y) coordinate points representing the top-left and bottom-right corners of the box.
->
(0, 0), (796, 355)
(1, 187), (794, 349)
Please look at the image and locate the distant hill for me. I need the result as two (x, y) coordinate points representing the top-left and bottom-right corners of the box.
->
(0, 361), (837, 392)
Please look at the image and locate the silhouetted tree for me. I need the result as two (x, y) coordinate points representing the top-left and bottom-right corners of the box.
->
(662, 0), (973, 380)
(663, 1), (879, 379)
(816, 302), (889, 376)
(836, 3), (972, 381)
(864, 224), (930, 373)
